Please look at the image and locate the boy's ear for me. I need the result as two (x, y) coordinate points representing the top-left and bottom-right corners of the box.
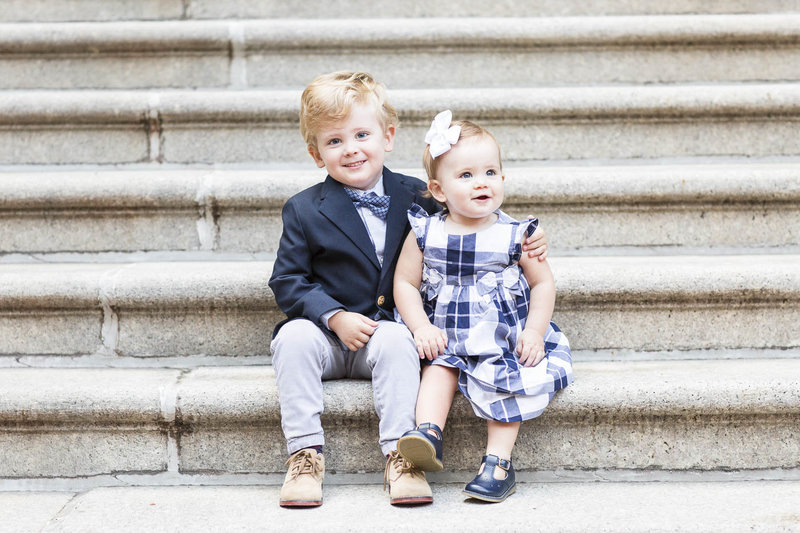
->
(428, 180), (447, 203)
(307, 145), (325, 168)
(383, 124), (396, 153)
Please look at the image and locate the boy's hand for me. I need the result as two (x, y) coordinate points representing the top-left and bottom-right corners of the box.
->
(412, 324), (448, 360)
(516, 329), (546, 367)
(522, 222), (548, 261)
(328, 311), (378, 351)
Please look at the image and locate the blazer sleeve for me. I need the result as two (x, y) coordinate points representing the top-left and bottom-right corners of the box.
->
(268, 198), (343, 326)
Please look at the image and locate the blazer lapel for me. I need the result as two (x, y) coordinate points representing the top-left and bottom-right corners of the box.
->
(380, 168), (416, 280)
(318, 175), (381, 269)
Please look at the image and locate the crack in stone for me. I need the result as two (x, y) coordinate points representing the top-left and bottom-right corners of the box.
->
(228, 22), (247, 89)
(195, 172), (220, 251)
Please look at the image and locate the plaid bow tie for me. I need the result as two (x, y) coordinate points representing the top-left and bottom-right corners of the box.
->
(345, 188), (391, 221)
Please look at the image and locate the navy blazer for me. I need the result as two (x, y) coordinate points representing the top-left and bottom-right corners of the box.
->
(269, 167), (440, 335)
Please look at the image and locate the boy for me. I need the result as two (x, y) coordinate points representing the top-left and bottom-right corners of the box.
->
(268, 71), (546, 507)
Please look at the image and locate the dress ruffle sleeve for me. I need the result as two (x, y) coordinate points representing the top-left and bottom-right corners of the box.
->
(509, 216), (539, 261)
(517, 217), (539, 244)
(407, 203), (432, 251)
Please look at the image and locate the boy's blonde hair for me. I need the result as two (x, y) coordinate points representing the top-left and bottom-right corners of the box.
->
(423, 120), (502, 186)
(300, 71), (398, 148)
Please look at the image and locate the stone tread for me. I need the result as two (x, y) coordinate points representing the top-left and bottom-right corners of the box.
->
(3, 15), (799, 51)
(4, 16), (800, 90)
(2, 163), (798, 255)
(3, 162), (799, 208)
(0, 255), (796, 309)
(5, 84), (800, 124)
(4, 481), (800, 532)
(0, 255), (797, 356)
(3, 85), (800, 165)
(2, 359), (799, 425)
(2, 360), (799, 475)
(3, 0), (800, 22)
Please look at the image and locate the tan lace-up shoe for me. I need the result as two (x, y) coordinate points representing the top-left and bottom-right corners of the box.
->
(384, 450), (433, 505)
(279, 449), (325, 507)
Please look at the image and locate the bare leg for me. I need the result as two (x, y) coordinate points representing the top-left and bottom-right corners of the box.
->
(485, 420), (520, 480)
(414, 364), (459, 430)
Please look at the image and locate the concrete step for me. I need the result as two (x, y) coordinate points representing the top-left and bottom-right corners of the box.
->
(3, 84), (800, 165)
(1, 359), (798, 478)
(3, 0), (799, 22)
(0, 255), (797, 357)
(2, 162), (799, 255)
(4, 481), (800, 532)
(4, 16), (800, 89)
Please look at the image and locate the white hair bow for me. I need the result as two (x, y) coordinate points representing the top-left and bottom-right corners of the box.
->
(425, 110), (461, 158)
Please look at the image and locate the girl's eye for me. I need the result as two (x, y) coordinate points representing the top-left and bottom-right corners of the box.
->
(486, 169), (496, 177)
(459, 172), (472, 179)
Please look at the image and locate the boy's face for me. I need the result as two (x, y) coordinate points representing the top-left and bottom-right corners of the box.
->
(308, 102), (395, 191)
(428, 135), (505, 226)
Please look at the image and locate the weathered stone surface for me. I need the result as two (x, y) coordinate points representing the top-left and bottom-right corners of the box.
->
(3, 85), (800, 164)
(0, 310), (102, 355)
(0, 368), (179, 477)
(0, 0), (183, 22)
(0, 255), (797, 355)
(3, 16), (800, 89)
(27, 482), (800, 532)
(3, 164), (798, 254)
(1, 360), (797, 478)
(0, 493), (74, 533)
(186, 0), (800, 18)
(0, 55), (230, 90)
(2, 1), (797, 23)
(0, 368), (179, 425)
(0, 430), (168, 478)
(174, 360), (800, 473)
(38, 482), (800, 532)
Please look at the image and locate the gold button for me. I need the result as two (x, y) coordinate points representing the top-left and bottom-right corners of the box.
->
(377, 295), (385, 306)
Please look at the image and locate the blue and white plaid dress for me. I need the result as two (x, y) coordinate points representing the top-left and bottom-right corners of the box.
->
(403, 204), (573, 422)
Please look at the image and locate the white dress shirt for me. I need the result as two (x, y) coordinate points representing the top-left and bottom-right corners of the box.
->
(322, 177), (388, 328)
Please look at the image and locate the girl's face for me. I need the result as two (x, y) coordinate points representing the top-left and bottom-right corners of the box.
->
(428, 134), (505, 227)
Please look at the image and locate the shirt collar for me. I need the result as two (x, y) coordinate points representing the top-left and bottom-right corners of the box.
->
(346, 175), (385, 196)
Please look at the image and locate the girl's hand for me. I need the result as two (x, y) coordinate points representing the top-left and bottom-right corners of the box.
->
(522, 223), (548, 261)
(413, 324), (448, 360)
(516, 329), (546, 367)
(328, 311), (378, 351)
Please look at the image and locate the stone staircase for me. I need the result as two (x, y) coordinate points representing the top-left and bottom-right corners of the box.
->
(1, 1), (800, 530)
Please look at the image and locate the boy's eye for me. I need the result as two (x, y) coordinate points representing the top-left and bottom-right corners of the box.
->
(356, 131), (370, 139)
(327, 138), (341, 146)
(459, 172), (472, 179)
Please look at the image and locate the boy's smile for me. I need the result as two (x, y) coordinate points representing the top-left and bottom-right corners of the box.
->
(308, 102), (395, 191)
(428, 134), (505, 229)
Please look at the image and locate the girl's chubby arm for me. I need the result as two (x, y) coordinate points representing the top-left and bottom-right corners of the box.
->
(516, 250), (556, 367)
(394, 232), (448, 360)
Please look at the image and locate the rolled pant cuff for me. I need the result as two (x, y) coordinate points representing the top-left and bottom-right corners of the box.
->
(287, 434), (325, 456)
(380, 439), (399, 458)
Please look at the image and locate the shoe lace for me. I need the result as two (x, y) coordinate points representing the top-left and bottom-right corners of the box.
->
(383, 450), (423, 491)
(285, 450), (322, 481)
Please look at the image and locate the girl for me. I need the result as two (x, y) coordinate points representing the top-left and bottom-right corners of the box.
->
(393, 110), (574, 502)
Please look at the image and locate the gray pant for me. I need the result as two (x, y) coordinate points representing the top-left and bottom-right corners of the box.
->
(271, 318), (420, 456)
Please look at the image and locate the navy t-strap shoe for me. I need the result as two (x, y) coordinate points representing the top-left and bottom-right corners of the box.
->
(396, 423), (444, 472)
(462, 454), (516, 502)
